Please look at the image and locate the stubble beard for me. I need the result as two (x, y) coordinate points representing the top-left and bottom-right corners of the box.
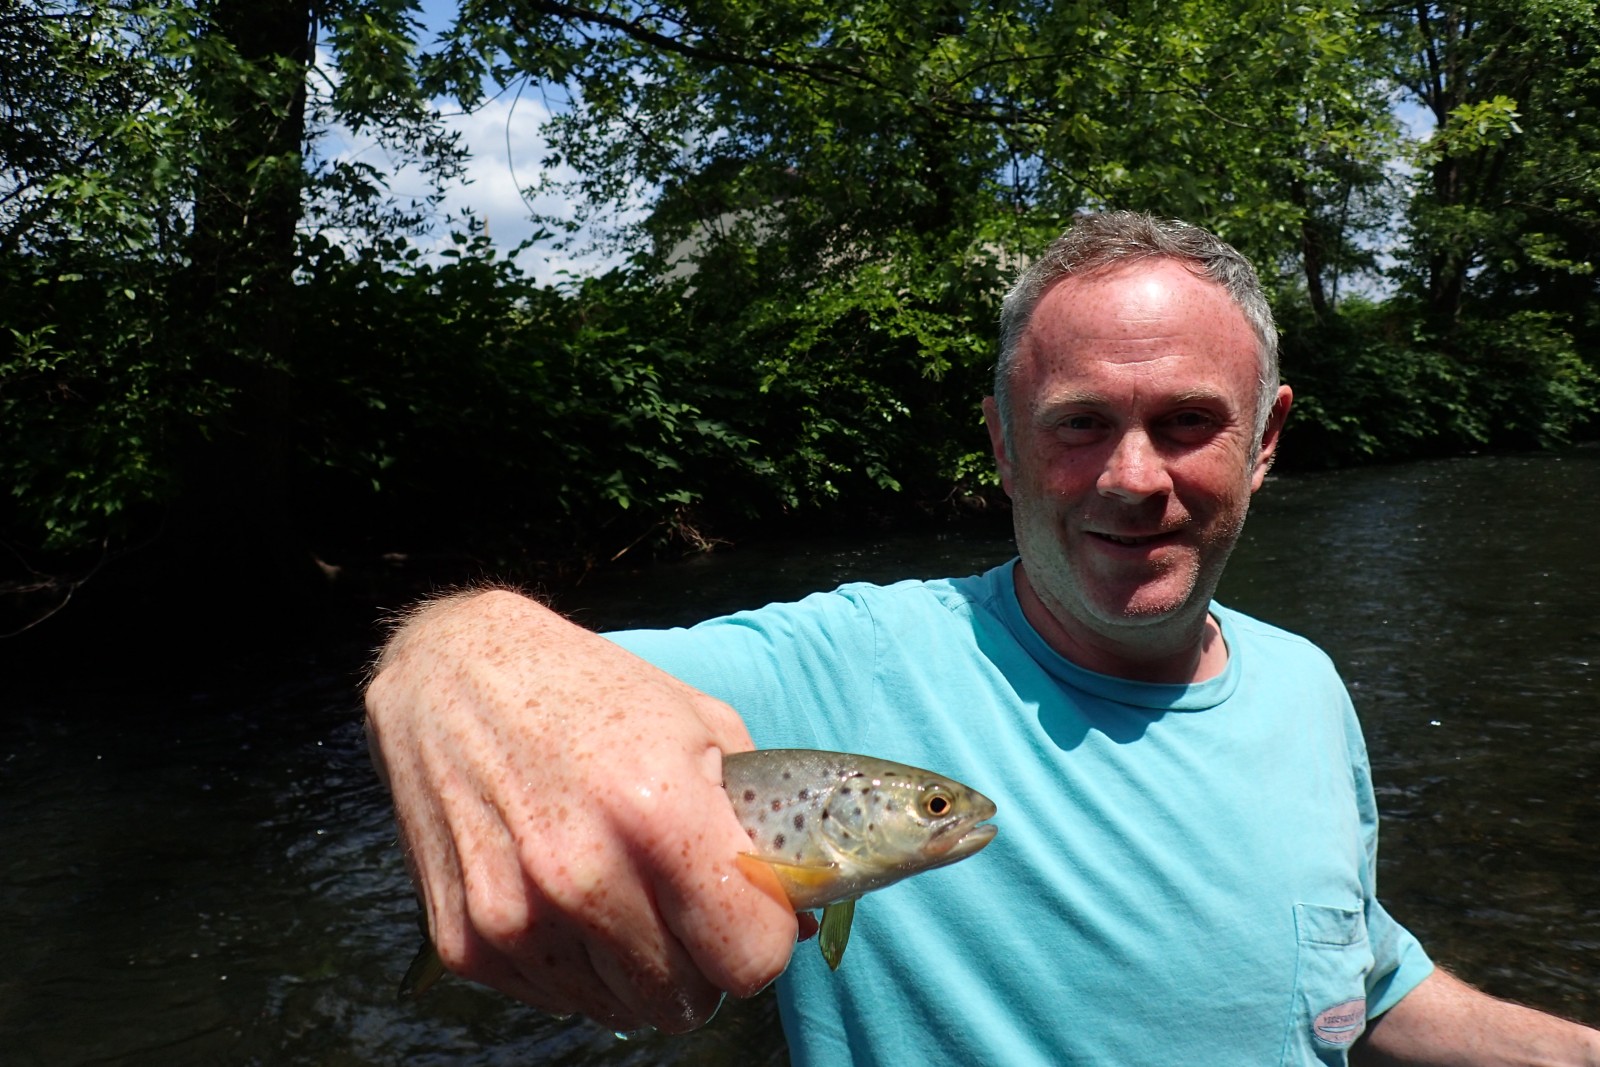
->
(1016, 494), (1249, 638)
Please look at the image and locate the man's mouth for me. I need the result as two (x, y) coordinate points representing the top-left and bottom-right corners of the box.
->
(1090, 531), (1170, 546)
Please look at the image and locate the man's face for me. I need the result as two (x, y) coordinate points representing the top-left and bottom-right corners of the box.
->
(984, 259), (1291, 663)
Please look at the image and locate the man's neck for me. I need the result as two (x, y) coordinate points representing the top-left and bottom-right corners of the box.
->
(1012, 563), (1228, 684)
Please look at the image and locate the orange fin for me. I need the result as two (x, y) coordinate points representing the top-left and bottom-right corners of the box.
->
(737, 852), (839, 909)
(735, 852), (795, 909)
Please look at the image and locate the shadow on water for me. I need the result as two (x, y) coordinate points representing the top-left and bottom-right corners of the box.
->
(1, 451), (1596, 1064)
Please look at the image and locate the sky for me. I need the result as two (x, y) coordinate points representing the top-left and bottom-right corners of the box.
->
(313, 0), (634, 280)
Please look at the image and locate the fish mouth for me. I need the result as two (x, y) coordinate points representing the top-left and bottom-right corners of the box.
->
(925, 817), (998, 866)
(946, 821), (997, 860)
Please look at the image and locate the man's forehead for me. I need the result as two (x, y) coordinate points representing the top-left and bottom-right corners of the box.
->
(1036, 385), (1234, 408)
(1005, 262), (1262, 420)
(1026, 259), (1240, 329)
(1015, 261), (1256, 371)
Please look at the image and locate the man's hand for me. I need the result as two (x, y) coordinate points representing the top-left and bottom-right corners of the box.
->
(364, 589), (802, 1033)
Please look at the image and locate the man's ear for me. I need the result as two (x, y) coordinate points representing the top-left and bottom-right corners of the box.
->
(982, 396), (1014, 496)
(1251, 384), (1294, 491)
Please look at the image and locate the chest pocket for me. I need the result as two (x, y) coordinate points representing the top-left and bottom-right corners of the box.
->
(1280, 903), (1374, 1066)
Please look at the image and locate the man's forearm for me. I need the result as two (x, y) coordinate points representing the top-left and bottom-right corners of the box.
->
(1357, 969), (1600, 1067)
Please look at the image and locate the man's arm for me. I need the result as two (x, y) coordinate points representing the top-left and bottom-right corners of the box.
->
(363, 588), (801, 1033)
(1357, 969), (1600, 1067)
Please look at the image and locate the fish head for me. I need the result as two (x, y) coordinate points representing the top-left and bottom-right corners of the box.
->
(818, 762), (998, 878)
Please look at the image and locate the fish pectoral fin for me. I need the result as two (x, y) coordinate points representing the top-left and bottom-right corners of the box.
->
(736, 852), (839, 907)
(818, 899), (856, 970)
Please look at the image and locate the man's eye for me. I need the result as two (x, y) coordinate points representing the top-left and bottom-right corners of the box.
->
(1061, 415), (1099, 431)
(1169, 411), (1216, 430)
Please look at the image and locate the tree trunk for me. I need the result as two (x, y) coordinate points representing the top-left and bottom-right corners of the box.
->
(161, 0), (325, 635)
(1291, 179), (1331, 321)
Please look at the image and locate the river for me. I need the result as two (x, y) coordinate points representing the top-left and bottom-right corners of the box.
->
(2, 451), (1596, 1064)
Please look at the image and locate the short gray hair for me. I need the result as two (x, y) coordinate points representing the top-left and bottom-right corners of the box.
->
(994, 211), (1279, 446)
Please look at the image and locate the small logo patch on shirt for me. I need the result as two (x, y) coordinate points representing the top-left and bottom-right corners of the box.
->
(1313, 998), (1367, 1045)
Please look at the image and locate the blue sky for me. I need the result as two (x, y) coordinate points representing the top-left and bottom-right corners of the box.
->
(410, 0), (556, 250)
(313, 0), (629, 278)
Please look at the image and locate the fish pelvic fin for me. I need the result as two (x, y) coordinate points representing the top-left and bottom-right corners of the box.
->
(818, 898), (855, 970)
(400, 939), (447, 1000)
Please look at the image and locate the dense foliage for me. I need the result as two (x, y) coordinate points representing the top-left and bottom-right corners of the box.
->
(1, 0), (1596, 630)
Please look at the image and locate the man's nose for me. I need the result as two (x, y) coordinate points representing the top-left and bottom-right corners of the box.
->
(1096, 430), (1170, 502)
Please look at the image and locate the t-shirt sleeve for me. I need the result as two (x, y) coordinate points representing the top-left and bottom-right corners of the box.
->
(1348, 700), (1436, 1016)
(602, 587), (881, 751)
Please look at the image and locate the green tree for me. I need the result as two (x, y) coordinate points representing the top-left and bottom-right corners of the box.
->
(0, 0), (464, 631)
(430, 0), (1396, 283)
(5, 0), (1596, 639)
(1394, 0), (1599, 327)
(418, 0), (1406, 501)
(1385, 0), (1600, 445)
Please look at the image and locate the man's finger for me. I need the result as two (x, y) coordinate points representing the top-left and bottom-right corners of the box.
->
(647, 746), (801, 998)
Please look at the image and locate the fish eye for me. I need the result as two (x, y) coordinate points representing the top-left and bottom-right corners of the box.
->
(923, 790), (953, 817)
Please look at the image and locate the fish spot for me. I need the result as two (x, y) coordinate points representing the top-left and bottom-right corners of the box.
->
(746, 827), (758, 841)
(793, 814), (805, 830)
(840, 786), (852, 795)
(798, 788), (810, 800)
(770, 799), (782, 812)
(774, 833), (786, 849)
(743, 789), (757, 803)
(854, 807), (863, 817)
(820, 809), (830, 820)
(782, 771), (792, 780)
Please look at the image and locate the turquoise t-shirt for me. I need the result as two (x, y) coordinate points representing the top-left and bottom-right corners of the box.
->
(608, 559), (1433, 1065)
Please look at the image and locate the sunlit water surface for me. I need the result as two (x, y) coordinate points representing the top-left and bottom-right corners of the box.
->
(3, 451), (1596, 1064)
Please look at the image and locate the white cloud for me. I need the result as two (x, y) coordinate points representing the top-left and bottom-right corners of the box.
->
(433, 86), (592, 270)
(308, 41), (639, 282)
(443, 90), (656, 277)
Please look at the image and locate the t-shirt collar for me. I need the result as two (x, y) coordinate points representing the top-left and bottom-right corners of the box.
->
(991, 557), (1241, 711)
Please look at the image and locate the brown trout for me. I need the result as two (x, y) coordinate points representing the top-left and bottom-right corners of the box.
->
(725, 748), (997, 969)
(400, 748), (997, 996)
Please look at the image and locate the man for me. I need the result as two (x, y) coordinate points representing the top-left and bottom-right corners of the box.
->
(366, 212), (1600, 1064)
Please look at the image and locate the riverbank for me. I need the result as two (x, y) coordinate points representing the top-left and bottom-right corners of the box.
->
(0, 493), (1017, 690)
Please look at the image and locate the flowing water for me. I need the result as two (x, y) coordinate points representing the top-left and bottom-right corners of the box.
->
(3, 451), (1597, 1064)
